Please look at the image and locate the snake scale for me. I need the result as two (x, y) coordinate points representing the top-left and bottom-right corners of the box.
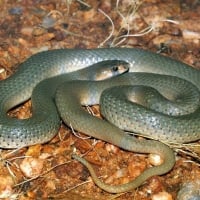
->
(0, 48), (199, 193)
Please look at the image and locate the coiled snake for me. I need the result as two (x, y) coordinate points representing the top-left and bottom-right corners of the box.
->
(0, 48), (199, 193)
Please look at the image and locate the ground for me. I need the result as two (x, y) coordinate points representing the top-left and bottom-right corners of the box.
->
(0, 0), (199, 199)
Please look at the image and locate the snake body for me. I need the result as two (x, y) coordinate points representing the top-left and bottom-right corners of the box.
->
(55, 72), (199, 193)
(0, 48), (199, 147)
(0, 48), (200, 192)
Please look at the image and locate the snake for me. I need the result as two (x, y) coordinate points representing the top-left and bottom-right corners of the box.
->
(0, 48), (200, 193)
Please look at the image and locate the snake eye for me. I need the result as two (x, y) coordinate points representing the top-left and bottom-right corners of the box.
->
(112, 66), (119, 72)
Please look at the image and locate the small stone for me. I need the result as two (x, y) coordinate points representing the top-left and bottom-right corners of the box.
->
(0, 175), (14, 198)
(20, 157), (44, 178)
(149, 153), (164, 166)
(152, 191), (173, 200)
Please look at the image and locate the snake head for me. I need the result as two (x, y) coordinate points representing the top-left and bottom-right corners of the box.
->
(93, 60), (130, 80)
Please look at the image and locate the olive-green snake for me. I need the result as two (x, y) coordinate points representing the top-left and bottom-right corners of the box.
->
(0, 48), (200, 193)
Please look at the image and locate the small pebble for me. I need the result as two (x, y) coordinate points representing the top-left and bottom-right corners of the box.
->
(149, 153), (164, 166)
(0, 68), (5, 74)
(177, 180), (200, 200)
(0, 175), (14, 198)
(9, 7), (23, 15)
(20, 157), (44, 178)
(42, 16), (56, 28)
(182, 30), (200, 42)
(152, 191), (173, 200)
(21, 27), (34, 36)
(105, 168), (128, 184)
(105, 143), (119, 154)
